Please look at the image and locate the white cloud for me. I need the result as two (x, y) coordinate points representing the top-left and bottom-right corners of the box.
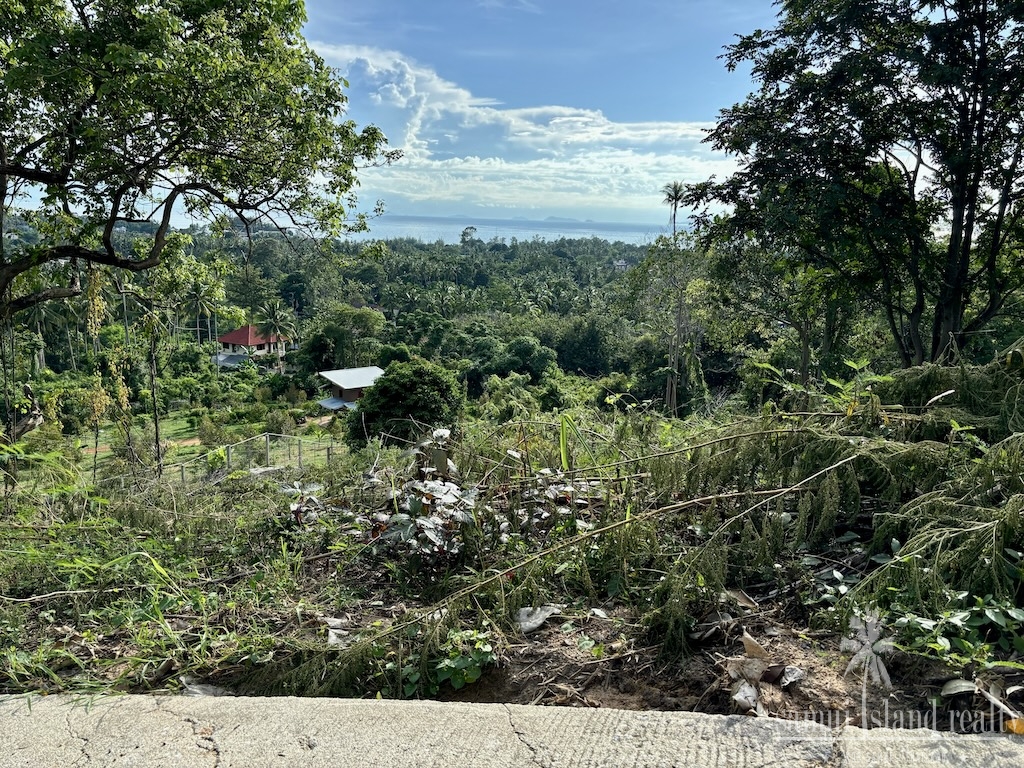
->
(476, 0), (542, 13)
(314, 43), (736, 220)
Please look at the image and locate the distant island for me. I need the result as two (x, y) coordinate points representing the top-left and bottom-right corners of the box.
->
(353, 214), (667, 246)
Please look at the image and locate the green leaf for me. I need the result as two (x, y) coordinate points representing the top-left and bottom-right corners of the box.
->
(985, 609), (1007, 628)
(559, 414), (571, 471)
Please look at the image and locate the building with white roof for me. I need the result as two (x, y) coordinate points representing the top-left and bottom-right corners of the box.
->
(317, 366), (385, 411)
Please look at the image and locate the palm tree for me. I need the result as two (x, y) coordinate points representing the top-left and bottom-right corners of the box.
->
(256, 299), (298, 371)
(186, 274), (222, 344)
(23, 299), (62, 373)
(661, 181), (686, 237)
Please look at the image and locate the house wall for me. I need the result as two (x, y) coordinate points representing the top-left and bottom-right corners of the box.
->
(220, 341), (284, 356)
(330, 384), (367, 402)
(342, 387), (365, 402)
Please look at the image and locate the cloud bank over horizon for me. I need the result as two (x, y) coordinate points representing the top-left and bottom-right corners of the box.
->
(314, 43), (738, 224)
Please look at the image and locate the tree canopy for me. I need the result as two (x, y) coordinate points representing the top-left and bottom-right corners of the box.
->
(687, 0), (1024, 365)
(346, 359), (464, 447)
(0, 0), (396, 317)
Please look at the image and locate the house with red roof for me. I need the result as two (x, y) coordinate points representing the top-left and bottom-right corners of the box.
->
(214, 325), (290, 367)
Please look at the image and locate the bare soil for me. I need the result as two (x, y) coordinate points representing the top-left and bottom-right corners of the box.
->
(438, 605), (952, 724)
(308, 588), (992, 729)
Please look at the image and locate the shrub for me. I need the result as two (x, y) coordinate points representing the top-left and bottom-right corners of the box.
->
(347, 359), (464, 447)
(264, 409), (294, 436)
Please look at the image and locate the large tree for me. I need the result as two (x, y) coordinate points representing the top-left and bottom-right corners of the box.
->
(0, 0), (396, 318)
(687, 0), (1024, 365)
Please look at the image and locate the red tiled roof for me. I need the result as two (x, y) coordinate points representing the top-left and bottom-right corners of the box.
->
(217, 325), (287, 345)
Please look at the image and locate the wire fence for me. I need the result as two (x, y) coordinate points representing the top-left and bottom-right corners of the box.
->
(97, 432), (342, 490)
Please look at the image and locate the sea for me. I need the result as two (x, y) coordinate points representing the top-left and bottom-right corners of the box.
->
(348, 214), (667, 246)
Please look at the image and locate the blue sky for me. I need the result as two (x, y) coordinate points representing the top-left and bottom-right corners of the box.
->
(304, 1), (779, 225)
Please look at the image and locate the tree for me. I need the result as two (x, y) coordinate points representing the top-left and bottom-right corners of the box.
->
(0, 0), (396, 319)
(625, 236), (708, 414)
(702, 236), (858, 385)
(346, 359), (464, 447)
(298, 303), (386, 374)
(256, 300), (298, 346)
(687, 0), (1024, 365)
(661, 181), (686, 238)
(256, 299), (298, 371)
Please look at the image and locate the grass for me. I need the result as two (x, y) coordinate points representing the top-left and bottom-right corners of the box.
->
(160, 415), (195, 443)
(3, 376), (1024, 699)
(70, 410), (336, 479)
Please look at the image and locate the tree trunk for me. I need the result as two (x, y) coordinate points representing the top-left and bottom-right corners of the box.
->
(122, 292), (131, 347)
(35, 317), (46, 373)
(148, 330), (163, 476)
(92, 420), (100, 484)
(66, 326), (78, 372)
(798, 319), (811, 387)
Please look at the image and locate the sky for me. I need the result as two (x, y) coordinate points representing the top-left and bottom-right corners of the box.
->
(303, 0), (780, 226)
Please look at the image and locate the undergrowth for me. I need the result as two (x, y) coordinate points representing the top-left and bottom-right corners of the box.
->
(2, 360), (1023, 696)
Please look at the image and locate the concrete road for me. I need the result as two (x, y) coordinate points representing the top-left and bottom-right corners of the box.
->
(1, 695), (1022, 767)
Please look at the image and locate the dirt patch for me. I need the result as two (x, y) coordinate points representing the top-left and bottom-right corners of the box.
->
(288, 591), (959, 724)
(425, 602), (979, 728)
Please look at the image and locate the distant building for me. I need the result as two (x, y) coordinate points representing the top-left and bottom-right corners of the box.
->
(317, 366), (385, 411)
(214, 325), (289, 368)
(613, 259), (629, 272)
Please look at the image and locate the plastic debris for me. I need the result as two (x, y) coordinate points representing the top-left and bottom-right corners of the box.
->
(514, 605), (562, 633)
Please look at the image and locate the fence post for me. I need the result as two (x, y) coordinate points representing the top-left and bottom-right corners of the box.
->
(298, 439), (303, 469)
(327, 445), (332, 464)
(265, 433), (271, 466)
(180, 464), (186, 483)
(226, 444), (232, 470)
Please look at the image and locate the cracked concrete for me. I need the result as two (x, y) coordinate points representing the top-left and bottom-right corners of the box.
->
(1, 695), (1021, 767)
(186, 718), (223, 766)
(64, 709), (91, 767)
(502, 703), (542, 766)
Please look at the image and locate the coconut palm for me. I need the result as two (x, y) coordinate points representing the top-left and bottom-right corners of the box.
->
(185, 273), (223, 344)
(256, 299), (298, 370)
(661, 181), (686, 237)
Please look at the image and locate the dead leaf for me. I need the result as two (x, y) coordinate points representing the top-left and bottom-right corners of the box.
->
(731, 680), (759, 712)
(723, 589), (758, 610)
(941, 679), (976, 697)
(1006, 719), (1024, 735)
(741, 630), (770, 659)
(726, 656), (769, 682)
(762, 663), (786, 684)
(761, 663), (805, 688)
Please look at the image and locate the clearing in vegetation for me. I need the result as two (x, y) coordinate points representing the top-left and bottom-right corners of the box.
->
(2, 361), (1023, 728)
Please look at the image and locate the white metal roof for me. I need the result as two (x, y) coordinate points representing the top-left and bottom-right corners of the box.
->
(319, 366), (385, 391)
